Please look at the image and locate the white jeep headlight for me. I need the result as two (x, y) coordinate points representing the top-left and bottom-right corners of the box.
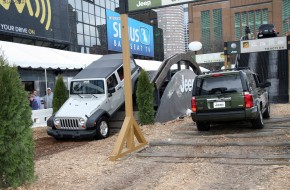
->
(54, 118), (60, 125)
(79, 118), (85, 125)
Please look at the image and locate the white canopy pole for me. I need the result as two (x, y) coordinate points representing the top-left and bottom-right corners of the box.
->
(45, 68), (48, 109)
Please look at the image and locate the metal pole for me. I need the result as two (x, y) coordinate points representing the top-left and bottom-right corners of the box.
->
(45, 68), (48, 109)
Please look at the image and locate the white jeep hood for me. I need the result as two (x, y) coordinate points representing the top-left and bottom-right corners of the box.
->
(55, 95), (106, 118)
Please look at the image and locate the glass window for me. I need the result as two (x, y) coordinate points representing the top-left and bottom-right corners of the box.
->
(105, 0), (110, 8)
(77, 23), (83, 34)
(82, 1), (89, 12)
(89, 14), (95, 25)
(107, 74), (118, 89)
(100, 0), (105, 7)
(77, 34), (84, 45)
(95, 6), (101, 17)
(110, 1), (115, 10)
(101, 18), (106, 25)
(71, 80), (105, 94)
(262, 9), (268, 24)
(117, 66), (124, 81)
(96, 17), (101, 26)
(282, 0), (290, 35)
(84, 35), (90, 46)
(77, 10), (83, 22)
(130, 60), (136, 70)
(255, 10), (261, 32)
(213, 9), (223, 44)
(83, 24), (90, 35)
(201, 10), (211, 53)
(196, 75), (243, 95)
(89, 3), (94, 14)
(83, 12), (89, 24)
(90, 26), (96, 36)
(68, 0), (74, 6)
(91, 37), (96, 46)
(75, 0), (82, 10)
(101, 8), (105, 18)
(234, 13), (240, 40)
(248, 11), (254, 34)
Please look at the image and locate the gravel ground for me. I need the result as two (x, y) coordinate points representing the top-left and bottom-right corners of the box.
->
(12, 103), (290, 190)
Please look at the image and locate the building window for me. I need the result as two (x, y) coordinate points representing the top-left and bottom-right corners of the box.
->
(201, 10), (211, 53)
(262, 9), (268, 24)
(282, 0), (290, 35)
(235, 13), (241, 40)
(213, 9), (223, 52)
(248, 11), (254, 35)
(68, 0), (119, 54)
(255, 10), (261, 32)
(234, 9), (268, 40)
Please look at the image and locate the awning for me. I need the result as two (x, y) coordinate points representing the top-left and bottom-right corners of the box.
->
(0, 40), (102, 69)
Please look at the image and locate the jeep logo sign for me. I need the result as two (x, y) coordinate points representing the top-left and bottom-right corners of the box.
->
(127, 0), (201, 12)
(136, 1), (152, 7)
(180, 75), (194, 93)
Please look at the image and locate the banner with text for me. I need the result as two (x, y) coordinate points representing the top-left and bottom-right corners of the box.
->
(0, 0), (70, 42)
(106, 9), (154, 57)
(240, 37), (287, 53)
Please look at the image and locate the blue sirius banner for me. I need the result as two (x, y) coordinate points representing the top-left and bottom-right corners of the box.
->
(106, 10), (154, 57)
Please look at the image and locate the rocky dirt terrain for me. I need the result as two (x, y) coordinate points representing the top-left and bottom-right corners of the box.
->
(14, 103), (290, 190)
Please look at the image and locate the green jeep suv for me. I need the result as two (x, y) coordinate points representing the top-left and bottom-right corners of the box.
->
(191, 68), (271, 131)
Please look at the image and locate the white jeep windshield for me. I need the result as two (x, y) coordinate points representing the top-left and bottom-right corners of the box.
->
(70, 80), (105, 94)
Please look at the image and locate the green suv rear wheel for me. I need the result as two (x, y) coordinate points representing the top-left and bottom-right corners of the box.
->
(251, 107), (264, 129)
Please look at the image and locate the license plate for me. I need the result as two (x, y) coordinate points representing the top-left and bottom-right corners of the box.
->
(259, 34), (263, 37)
(213, 102), (225, 108)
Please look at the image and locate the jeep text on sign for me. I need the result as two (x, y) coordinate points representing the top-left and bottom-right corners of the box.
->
(127, 0), (201, 12)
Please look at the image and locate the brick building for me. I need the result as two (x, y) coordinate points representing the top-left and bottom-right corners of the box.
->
(188, 0), (290, 53)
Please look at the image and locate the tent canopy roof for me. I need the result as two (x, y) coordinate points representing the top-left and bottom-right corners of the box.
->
(0, 40), (102, 69)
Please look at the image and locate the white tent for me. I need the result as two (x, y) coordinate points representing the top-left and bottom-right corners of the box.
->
(0, 40), (102, 69)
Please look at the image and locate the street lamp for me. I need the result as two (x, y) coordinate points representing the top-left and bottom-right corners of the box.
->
(188, 41), (202, 54)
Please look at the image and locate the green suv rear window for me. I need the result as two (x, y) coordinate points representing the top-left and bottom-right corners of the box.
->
(196, 74), (243, 95)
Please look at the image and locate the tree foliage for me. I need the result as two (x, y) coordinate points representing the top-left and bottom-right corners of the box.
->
(0, 53), (35, 188)
(52, 74), (68, 113)
(136, 70), (155, 125)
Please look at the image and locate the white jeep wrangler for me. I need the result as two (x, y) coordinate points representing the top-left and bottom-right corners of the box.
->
(47, 54), (140, 140)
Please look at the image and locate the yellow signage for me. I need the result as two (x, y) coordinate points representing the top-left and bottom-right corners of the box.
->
(0, 0), (51, 30)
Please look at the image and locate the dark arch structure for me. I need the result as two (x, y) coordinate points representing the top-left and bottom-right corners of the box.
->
(150, 52), (202, 107)
(151, 52), (202, 89)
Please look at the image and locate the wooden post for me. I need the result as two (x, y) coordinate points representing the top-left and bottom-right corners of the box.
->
(109, 14), (147, 161)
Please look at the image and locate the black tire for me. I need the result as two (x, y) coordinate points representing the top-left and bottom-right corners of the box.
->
(263, 103), (270, 119)
(196, 122), (210, 131)
(251, 107), (264, 129)
(95, 116), (110, 139)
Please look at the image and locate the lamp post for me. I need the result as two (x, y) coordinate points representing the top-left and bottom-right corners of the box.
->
(188, 41), (202, 58)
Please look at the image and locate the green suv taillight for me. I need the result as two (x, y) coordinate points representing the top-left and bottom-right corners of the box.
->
(244, 92), (253, 108)
(191, 96), (196, 112)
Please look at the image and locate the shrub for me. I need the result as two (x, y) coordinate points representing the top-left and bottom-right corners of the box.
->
(0, 53), (35, 188)
(136, 70), (155, 125)
(52, 74), (68, 113)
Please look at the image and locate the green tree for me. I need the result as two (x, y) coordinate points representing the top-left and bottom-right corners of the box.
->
(136, 70), (155, 125)
(0, 53), (35, 188)
(53, 74), (68, 113)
